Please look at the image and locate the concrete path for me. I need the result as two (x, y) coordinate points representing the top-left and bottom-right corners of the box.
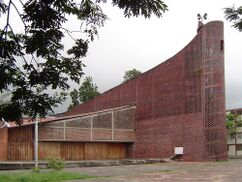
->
(65, 159), (242, 182)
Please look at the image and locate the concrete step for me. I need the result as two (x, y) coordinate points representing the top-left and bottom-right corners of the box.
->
(0, 158), (169, 170)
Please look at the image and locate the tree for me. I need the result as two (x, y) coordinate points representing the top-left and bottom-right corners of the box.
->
(123, 68), (142, 82)
(69, 89), (80, 109)
(68, 76), (100, 110)
(0, 0), (168, 124)
(224, 5), (242, 31)
(226, 112), (242, 135)
(226, 113), (236, 135)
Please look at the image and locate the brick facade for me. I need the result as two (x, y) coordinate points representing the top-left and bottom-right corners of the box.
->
(0, 21), (226, 161)
(66, 21), (227, 161)
(38, 106), (136, 142)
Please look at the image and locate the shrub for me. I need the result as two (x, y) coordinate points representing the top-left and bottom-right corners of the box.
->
(47, 157), (65, 171)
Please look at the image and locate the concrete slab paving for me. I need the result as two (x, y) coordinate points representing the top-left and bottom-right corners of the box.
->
(65, 159), (242, 182)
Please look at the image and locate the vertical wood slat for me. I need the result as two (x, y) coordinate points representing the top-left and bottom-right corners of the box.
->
(0, 128), (8, 160)
(7, 125), (126, 160)
(106, 143), (126, 159)
(84, 143), (126, 160)
(8, 142), (33, 160)
(38, 142), (126, 160)
(84, 143), (107, 160)
(7, 126), (34, 160)
(8, 126), (33, 142)
(38, 142), (61, 160)
(61, 142), (84, 160)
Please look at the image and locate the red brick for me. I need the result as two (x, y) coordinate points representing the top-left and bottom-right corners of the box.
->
(65, 128), (91, 141)
(64, 21), (227, 161)
(39, 127), (64, 140)
(92, 129), (112, 140)
(114, 130), (135, 141)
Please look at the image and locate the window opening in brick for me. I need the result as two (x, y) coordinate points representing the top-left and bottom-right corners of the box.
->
(220, 40), (224, 51)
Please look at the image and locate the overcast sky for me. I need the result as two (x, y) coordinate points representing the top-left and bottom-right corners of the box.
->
(58, 0), (242, 112)
(1, 0), (242, 113)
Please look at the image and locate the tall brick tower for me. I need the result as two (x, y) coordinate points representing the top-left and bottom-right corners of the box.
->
(66, 21), (227, 161)
(201, 21), (226, 160)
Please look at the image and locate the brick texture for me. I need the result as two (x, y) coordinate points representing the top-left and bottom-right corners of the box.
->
(39, 127), (64, 140)
(38, 106), (135, 142)
(65, 117), (91, 128)
(65, 21), (227, 161)
(114, 108), (135, 129)
(92, 129), (112, 140)
(65, 128), (91, 141)
(114, 130), (135, 141)
(93, 113), (112, 129)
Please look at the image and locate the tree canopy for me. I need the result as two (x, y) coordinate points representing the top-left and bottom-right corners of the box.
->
(123, 68), (142, 82)
(68, 76), (100, 110)
(224, 5), (242, 31)
(226, 112), (242, 135)
(0, 0), (168, 124)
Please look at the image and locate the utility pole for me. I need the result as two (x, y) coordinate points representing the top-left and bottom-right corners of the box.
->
(235, 110), (237, 156)
(34, 115), (39, 169)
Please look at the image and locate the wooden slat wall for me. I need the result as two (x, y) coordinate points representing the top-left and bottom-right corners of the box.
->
(39, 142), (61, 160)
(61, 143), (84, 160)
(85, 143), (126, 160)
(38, 142), (126, 160)
(107, 143), (126, 159)
(0, 128), (8, 160)
(7, 125), (126, 160)
(8, 142), (33, 160)
(8, 126), (34, 160)
(8, 126), (33, 142)
(85, 143), (107, 159)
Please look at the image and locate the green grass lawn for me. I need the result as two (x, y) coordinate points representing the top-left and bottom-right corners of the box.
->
(0, 170), (95, 182)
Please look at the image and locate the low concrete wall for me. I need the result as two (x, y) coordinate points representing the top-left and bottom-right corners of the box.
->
(0, 158), (168, 170)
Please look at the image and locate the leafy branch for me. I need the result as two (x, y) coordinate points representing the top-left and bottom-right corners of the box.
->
(224, 5), (242, 31)
(0, 0), (168, 124)
(226, 113), (242, 135)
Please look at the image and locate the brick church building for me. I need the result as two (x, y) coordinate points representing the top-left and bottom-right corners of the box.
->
(0, 21), (227, 161)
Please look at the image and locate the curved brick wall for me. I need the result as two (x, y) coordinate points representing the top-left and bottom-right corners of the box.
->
(66, 21), (227, 161)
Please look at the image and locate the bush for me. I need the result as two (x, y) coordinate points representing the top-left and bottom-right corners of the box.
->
(47, 157), (65, 171)
(226, 120), (236, 135)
